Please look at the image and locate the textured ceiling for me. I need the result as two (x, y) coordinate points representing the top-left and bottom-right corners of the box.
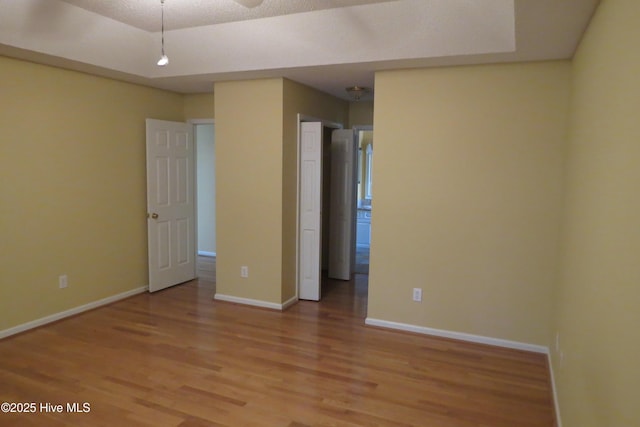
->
(60, 0), (400, 31)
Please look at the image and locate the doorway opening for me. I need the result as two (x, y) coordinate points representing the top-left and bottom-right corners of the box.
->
(194, 121), (216, 284)
(297, 117), (370, 304)
(354, 126), (373, 275)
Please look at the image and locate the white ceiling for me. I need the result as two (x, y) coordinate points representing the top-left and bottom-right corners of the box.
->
(60, 0), (402, 31)
(0, 0), (599, 101)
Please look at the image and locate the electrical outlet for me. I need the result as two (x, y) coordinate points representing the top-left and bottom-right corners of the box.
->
(59, 274), (68, 289)
(240, 266), (249, 278)
(412, 288), (422, 302)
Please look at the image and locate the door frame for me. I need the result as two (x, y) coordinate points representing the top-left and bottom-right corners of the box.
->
(328, 128), (358, 280)
(352, 125), (373, 270)
(146, 119), (197, 292)
(189, 118), (215, 263)
(146, 118), (214, 289)
(295, 114), (343, 300)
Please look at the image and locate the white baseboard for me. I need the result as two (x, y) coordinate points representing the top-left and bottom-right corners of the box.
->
(364, 317), (548, 354)
(0, 286), (148, 340)
(198, 251), (216, 257)
(281, 295), (298, 310)
(214, 293), (297, 311)
(548, 355), (563, 427)
(366, 317), (561, 425)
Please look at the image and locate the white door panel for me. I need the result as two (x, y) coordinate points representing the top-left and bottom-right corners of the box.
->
(146, 119), (196, 292)
(299, 122), (322, 301)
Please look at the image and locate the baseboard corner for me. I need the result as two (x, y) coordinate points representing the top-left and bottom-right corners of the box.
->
(547, 353), (563, 427)
(281, 295), (298, 310)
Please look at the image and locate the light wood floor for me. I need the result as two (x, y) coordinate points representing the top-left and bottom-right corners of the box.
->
(0, 274), (555, 426)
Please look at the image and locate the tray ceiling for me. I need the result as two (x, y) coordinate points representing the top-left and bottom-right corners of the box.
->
(60, 0), (401, 31)
(0, 0), (599, 100)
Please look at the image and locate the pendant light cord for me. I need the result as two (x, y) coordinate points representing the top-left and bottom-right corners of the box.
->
(161, 0), (165, 56)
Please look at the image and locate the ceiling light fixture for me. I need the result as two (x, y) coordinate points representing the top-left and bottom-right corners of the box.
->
(157, 0), (169, 66)
(346, 86), (371, 101)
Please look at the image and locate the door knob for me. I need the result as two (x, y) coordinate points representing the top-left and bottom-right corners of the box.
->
(148, 213), (159, 219)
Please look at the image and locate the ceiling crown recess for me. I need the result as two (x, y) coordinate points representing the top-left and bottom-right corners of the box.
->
(1, 0), (599, 99)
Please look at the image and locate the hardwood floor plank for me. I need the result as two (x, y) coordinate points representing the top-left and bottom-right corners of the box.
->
(0, 276), (555, 426)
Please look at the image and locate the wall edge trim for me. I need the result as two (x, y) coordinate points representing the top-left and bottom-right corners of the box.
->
(548, 355), (563, 427)
(281, 296), (298, 310)
(214, 293), (286, 311)
(0, 286), (149, 339)
(197, 251), (216, 257)
(364, 318), (560, 425)
(364, 317), (548, 353)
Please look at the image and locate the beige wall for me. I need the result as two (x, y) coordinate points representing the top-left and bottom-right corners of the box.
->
(0, 56), (184, 331)
(184, 93), (215, 119)
(348, 101), (374, 127)
(370, 62), (570, 346)
(214, 78), (347, 304)
(553, 0), (640, 425)
(282, 79), (349, 300)
(214, 79), (284, 303)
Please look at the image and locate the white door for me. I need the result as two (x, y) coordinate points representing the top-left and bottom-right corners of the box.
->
(298, 122), (323, 300)
(328, 129), (357, 280)
(146, 119), (196, 292)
